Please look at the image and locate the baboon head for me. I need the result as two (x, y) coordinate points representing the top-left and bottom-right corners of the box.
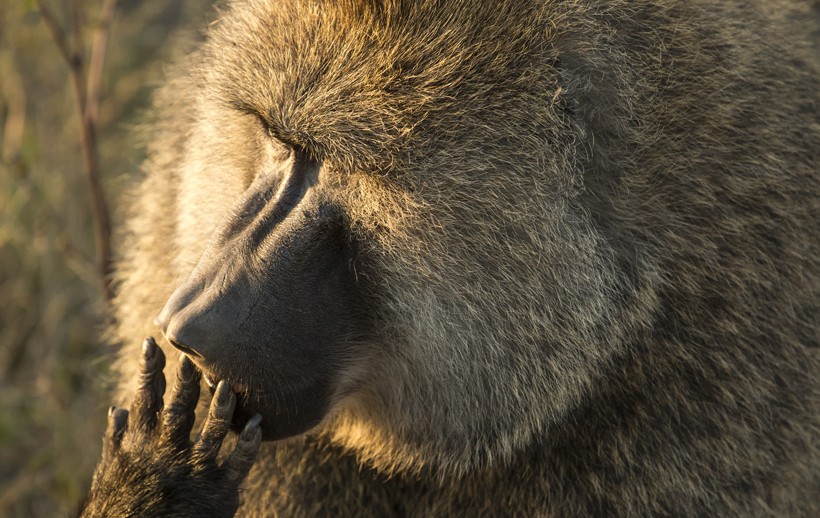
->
(155, 0), (631, 474)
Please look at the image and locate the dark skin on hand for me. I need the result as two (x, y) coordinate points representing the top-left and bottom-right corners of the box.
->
(79, 338), (262, 518)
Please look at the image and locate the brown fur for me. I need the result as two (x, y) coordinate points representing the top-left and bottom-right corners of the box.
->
(111, 0), (818, 515)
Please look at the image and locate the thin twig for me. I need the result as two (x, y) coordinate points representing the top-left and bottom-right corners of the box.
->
(33, 2), (76, 67)
(86, 0), (117, 123)
(70, 0), (85, 65)
(34, 0), (117, 308)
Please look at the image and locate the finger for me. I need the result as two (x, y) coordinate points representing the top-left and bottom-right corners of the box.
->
(161, 354), (201, 449)
(130, 337), (166, 432)
(225, 414), (262, 483)
(193, 381), (236, 462)
(102, 406), (129, 464)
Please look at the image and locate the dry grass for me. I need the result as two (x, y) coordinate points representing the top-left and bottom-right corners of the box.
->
(0, 2), (212, 515)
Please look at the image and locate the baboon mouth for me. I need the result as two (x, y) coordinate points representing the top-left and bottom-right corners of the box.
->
(202, 371), (246, 396)
(195, 361), (335, 441)
(200, 371), (259, 432)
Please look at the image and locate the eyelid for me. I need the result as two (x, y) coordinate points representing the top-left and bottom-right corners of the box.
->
(230, 102), (289, 146)
(259, 109), (287, 143)
(244, 105), (309, 158)
(262, 120), (285, 143)
(266, 135), (293, 162)
(229, 102), (297, 164)
(254, 115), (292, 157)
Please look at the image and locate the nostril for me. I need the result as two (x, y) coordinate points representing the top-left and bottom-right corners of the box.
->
(166, 336), (204, 359)
(157, 273), (229, 362)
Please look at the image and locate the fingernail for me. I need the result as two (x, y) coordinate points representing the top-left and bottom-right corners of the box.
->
(142, 337), (157, 360)
(215, 380), (232, 406)
(179, 354), (195, 381)
(242, 414), (263, 440)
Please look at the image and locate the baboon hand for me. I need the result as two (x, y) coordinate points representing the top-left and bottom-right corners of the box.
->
(79, 337), (262, 518)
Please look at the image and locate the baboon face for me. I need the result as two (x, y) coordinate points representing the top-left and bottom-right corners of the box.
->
(156, 0), (619, 468)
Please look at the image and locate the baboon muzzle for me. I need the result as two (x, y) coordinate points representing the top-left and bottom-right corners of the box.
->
(155, 153), (357, 379)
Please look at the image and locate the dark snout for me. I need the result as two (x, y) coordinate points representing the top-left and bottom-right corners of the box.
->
(156, 198), (353, 362)
(156, 153), (355, 361)
(154, 153), (366, 439)
(157, 153), (295, 356)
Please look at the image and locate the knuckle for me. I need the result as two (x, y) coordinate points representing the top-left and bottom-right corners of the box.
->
(205, 416), (230, 434)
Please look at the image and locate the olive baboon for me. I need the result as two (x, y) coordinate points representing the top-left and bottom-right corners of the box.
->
(82, 0), (818, 515)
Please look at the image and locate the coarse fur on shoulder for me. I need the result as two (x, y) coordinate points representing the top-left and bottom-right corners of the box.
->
(108, 0), (818, 515)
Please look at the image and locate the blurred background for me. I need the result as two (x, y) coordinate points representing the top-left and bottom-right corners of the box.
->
(0, 1), (213, 514)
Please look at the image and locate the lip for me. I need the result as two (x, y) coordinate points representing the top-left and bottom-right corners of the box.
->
(195, 367), (259, 433)
(201, 371), (245, 395)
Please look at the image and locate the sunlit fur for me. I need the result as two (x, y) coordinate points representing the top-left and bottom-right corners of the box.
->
(112, 0), (818, 514)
